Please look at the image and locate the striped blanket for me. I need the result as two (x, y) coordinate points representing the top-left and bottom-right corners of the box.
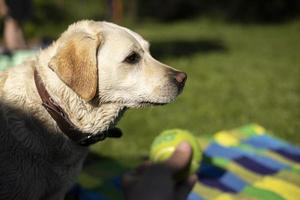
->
(71, 124), (300, 200)
(189, 124), (300, 200)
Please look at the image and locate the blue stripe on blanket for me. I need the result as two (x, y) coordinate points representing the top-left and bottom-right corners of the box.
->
(243, 135), (300, 162)
(187, 192), (204, 200)
(205, 143), (290, 174)
(204, 143), (249, 159)
(198, 162), (247, 193)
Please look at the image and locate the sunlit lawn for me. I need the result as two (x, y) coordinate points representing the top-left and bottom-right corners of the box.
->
(91, 18), (300, 160)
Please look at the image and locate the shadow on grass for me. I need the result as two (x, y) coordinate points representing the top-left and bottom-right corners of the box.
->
(66, 151), (134, 199)
(150, 39), (227, 59)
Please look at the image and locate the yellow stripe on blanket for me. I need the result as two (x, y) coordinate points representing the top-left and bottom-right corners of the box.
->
(214, 193), (258, 200)
(193, 182), (223, 199)
(214, 194), (233, 200)
(214, 131), (239, 147)
(252, 124), (266, 135)
(254, 177), (300, 200)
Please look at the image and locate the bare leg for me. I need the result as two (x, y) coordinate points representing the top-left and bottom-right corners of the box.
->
(4, 16), (27, 50)
(0, 0), (8, 17)
(0, 0), (27, 51)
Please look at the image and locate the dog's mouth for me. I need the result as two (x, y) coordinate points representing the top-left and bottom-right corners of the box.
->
(139, 101), (168, 106)
(102, 100), (169, 108)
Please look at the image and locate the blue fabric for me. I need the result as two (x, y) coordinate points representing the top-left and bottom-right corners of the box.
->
(198, 161), (227, 179)
(205, 143), (290, 171)
(280, 144), (300, 155)
(248, 154), (290, 171)
(187, 192), (204, 200)
(244, 135), (300, 163)
(234, 156), (278, 175)
(243, 135), (298, 152)
(219, 171), (247, 192)
(198, 162), (247, 193)
(274, 148), (300, 163)
(204, 143), (249, 159)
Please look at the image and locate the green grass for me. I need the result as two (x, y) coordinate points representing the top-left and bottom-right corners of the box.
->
(90, 18), (300, 161)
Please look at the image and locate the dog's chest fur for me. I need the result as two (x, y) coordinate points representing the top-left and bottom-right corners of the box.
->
(0, 132), (87, 200)
(0, 70), (88, 199)
(0, 109), (88, 200)
(0, 61), (123, 199)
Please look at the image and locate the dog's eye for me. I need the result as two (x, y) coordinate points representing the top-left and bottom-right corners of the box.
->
(124, 52), (140, 64)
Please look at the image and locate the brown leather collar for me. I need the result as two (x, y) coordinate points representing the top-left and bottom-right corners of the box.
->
(34, 69), (122, 146)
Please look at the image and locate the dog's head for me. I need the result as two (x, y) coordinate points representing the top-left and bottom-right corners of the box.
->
(49, 21), (187, 108)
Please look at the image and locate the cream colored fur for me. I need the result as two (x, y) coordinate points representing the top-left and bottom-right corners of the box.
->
(0, 20), (186, 200)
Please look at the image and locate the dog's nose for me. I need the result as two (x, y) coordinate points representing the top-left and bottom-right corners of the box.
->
(175, 72), (187, 84)
(174, 72), (187, 91)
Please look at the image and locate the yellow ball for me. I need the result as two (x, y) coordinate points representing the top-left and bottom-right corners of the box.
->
(150, 129), (202, 177)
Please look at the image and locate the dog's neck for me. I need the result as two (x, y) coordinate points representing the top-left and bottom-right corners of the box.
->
(2, 58), (126, 150)
(42, 78), (126, 136)
(35, 55), (126, 140)
(34, 69), (124, 145)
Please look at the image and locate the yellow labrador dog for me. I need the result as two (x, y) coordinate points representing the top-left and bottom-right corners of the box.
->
(0, 20), (187, 200)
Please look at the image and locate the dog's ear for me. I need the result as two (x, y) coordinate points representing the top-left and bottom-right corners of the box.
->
(49, 32), (102, 101)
